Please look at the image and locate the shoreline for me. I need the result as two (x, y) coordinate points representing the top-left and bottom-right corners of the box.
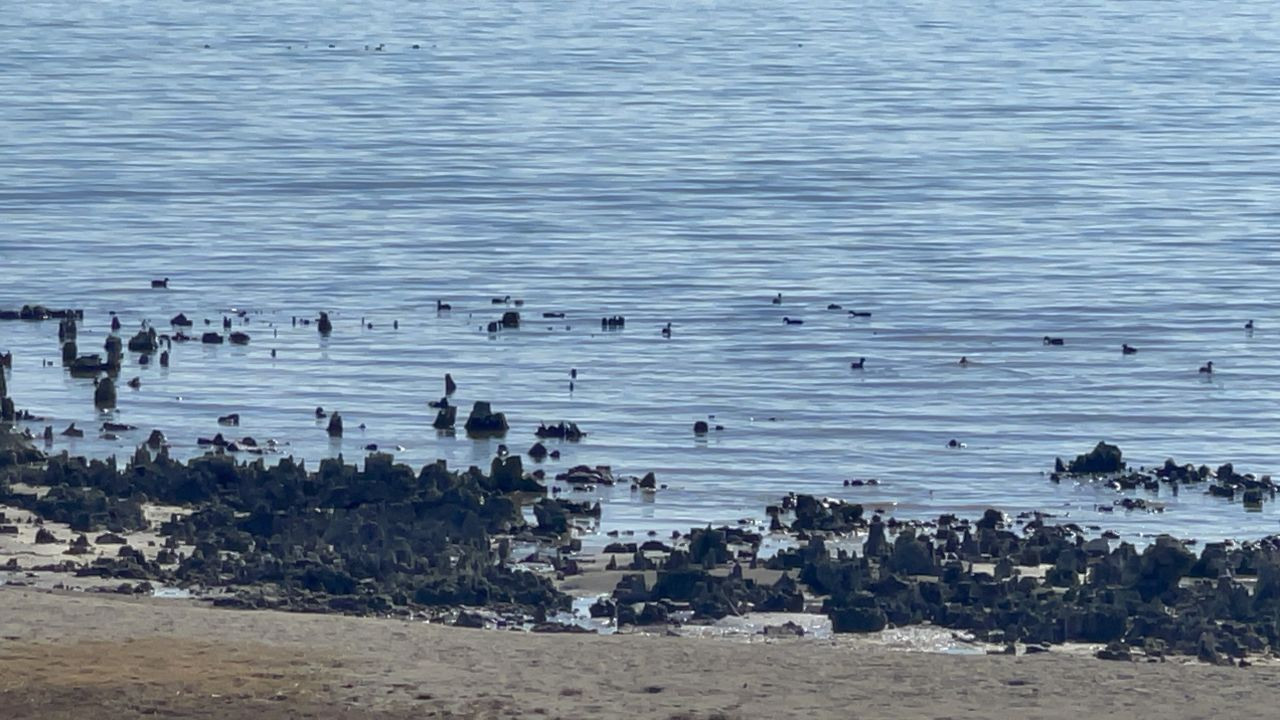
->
(3, 427), (1280, 666)
(3, 585), (1277, 720)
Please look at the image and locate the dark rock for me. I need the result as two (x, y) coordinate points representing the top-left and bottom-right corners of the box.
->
(555, 465), (614, 486)
(1096, 641), (1132, 662)
(588, 597), (615, 618)
(454, 610), (486, 628)
(127, 329), (158, 354)
(327, 412), (343, 437)
(433, 406), (457, 430)
(830, 597), (887, 633)
(1066, 442), (1124, 474)
(94, 378), (117, 409)
(535, 422), (586, 441)
(464, 402), (508, 437)
(490, 455), (540, 493)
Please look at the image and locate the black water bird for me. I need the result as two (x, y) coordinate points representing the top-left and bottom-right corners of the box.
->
(851, 357), (865, 370)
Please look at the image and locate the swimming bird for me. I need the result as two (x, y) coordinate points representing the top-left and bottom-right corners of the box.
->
(1245, 320), (1255, 330)
(437, 299), (452, 311)
(151, 278), (169, 289)
(783, 317), (803, 325)
(1122, 344), (1137, 355)
(1199, 361), (1214, 374)
(771, 293), (782, 305)
(661, 323), (672, 337)
(958, 356), (970, 366)
(851, 357), (865, 370)
(127, 377), (141, 389)
(492, 295), (510, 304)
(1043, 336), (1065, 346)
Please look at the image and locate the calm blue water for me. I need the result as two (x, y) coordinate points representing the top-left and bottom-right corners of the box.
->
(3, 0), (1280, 545)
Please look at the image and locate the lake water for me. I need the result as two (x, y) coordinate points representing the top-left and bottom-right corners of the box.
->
(3, 0), (1280, 547)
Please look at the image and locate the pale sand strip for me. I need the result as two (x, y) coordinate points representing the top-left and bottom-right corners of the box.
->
(1, 587), (1276, 720)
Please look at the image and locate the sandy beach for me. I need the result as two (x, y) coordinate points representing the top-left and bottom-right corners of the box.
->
(0, 586), (1274, 720)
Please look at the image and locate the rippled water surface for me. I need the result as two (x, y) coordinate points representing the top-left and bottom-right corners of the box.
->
(4, 0), (1280, 545)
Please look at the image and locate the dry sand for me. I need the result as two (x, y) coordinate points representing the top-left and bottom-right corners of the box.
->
(1, 587), (1276, 719)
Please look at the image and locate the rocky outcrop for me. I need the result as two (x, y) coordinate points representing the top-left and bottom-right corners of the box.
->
(1059, 441), (1124, 475)
(1, 450), (568, 617)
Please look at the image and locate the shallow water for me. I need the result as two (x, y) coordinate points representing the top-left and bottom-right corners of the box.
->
(3, 0), (1280, 546)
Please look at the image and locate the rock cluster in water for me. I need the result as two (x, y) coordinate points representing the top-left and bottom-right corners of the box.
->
(1053, 441), (1278, 510)
(602, 497), (1280, 663)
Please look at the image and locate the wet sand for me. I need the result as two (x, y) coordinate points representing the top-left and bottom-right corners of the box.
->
(1, 587), (1275, 720)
